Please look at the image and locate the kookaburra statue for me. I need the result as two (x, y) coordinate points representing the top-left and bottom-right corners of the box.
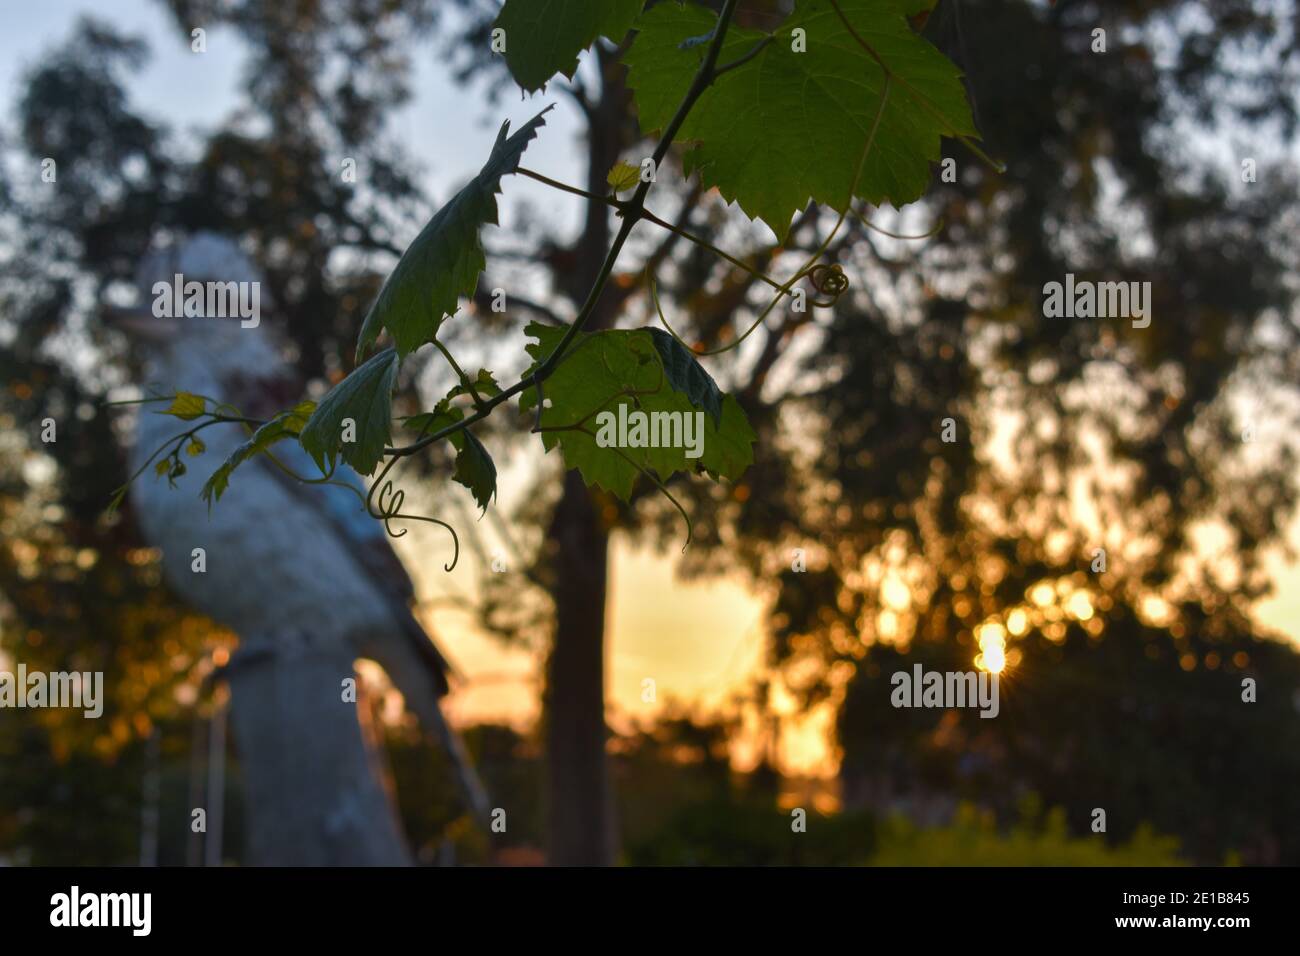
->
(109, 231), (488, 864)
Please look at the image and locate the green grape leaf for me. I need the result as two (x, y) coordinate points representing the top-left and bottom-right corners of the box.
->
(299, 349), (399, 475)
(402, 401), (462, 438)
(646, 328), (723, 426)
(495, 0), (643, 93)
(403, 393), (496, 512)
(624, 0), (977, 240)
(450, 368), (503, 402)
(161, 392), (207, 421)
(356, 107), (552, 358)
(606, 160), (641, 193)
(697, 393), (757, 481)
(200, 401), (316, 507)
(452, 430), (497, 513)
(520, 322), (755, 498)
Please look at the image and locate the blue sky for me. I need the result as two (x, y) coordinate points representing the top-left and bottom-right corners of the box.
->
(0, 0), (587, 236)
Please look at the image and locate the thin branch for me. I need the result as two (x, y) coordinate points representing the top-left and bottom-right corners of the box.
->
(638, 206), (783, 292)
(519, 167), (784, 294)
(471, 286), (566, 327)
(432, 337), (486, 410)
(532, 0), (744, 378)
(518, 166), (622, 207)
(540, 421), (694, 551)
(714, 34), (774, 77)
(114, 413), (262, 493)
(560, 76), (592, 119)
(606, 181), (703, 315)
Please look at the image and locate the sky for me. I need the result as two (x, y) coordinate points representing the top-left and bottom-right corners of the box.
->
(3, 0), (1298, 778)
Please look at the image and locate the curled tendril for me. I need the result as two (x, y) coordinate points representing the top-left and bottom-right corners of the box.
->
(366, 457), (460, 571)
(375, 479), (409, 537)
(805, 263), (850, 307)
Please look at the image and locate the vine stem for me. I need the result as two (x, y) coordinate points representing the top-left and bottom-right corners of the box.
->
(519, 165), (785, 293)
(432, 337), (486, 410)
(533, 0), (741, 375)
(853, 208), (944, 240)
(714, 34), (774, 77)
(382, 0), (743, 459)
(517, 166), (612, 205)
(115, 413), (262, 491)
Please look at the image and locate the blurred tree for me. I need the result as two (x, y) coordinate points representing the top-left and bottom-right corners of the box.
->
(0, 22), (227, 864)
(615, 706), (877, 865)
(386, 721), (545, 864)
(738, 0), (1300, 862)
(838, 601), (1300, 863)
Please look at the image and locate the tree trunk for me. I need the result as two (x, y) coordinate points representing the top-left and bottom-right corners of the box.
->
(544, 471), (615, 865)
(225, 634), (412, 866)
(541, 48), (630, 867)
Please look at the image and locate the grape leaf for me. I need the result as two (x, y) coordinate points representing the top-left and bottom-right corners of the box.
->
(623, 0), (977, 240)
(646, 328), (723, 426)
(161, 392), (206, 420)
(356, 107), (552, 358)
(402, 401), (462, 438)
(520, 322), (755, 498)
(299, 349), (399, 475)
(495, 0), (643, 93)
(200, 401), (316, 507)
(403, 393), (496, 512)
(452, 430), (497, 513)
(450, 368), (503, 402)
(697, 392), (757, 481)
(607, 160), (641, 192)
